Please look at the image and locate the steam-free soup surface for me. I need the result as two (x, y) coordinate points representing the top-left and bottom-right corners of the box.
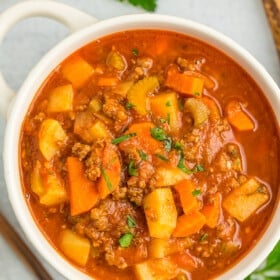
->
(20, 30), (280, 280)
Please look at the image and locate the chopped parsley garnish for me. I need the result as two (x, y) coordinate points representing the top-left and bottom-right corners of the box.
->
(150, 127), (172, 152)
(155, 154), (169, 162)
(128, 160), (138, 176)
(192, 189), (202, 197)
(150, 127), (167, 141)
(127, 215), (137, 228)
(119, 233), (134, 248)
(173, 141), (183, 151)
(132, 48), (139, 56)
(167, 113), (171, 124)
(178, 99), (184, 111)
(165, 100), (172, 107)
(200, 233), (208, 242)
(125, 102), (135, 110)
(112, 132), (137, 145)
(138, 150), (148, 161)
(192, 164), (205, 173)
(100, 167), (113, 191)
(177, 153), (192, 174)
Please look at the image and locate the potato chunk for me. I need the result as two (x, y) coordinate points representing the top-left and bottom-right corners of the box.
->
(88, 120), (111, 140)
(134, 258), (179, 280)
(39, 119), (67, 161)
(149, 92), (181, 132)
(47, 84), (74, 113)
(223, 178), (269, 222)
(61, 56), (94, 88)
(60, 229), (91, 266)
(144, 188), (177, 239)
(30, 161), (67, 206)
(152, 165), (189, 187)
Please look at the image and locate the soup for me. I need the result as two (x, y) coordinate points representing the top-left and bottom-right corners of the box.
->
(20, 30), (280, 280)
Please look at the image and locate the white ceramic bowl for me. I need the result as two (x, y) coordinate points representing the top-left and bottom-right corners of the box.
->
(1, 1), (279, 280)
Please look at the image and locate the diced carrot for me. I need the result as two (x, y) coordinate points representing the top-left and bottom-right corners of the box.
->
(66, 157), (99, 216)
(172, 210), (206, 237)
(201, 96), (221, 120)
(225, 100), (255, 131)
(118, 122), (163, 155)
(97, 77), (119, 87)
(97, 144), (121, 199)
(201, 192), (222, 228)
(165, 65), (204, 97)
(174, 180), (200, 215)
(170, 253), (196, 272)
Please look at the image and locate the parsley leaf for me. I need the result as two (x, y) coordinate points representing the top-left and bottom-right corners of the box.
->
(132, 48), (139, 56)
(155, 154), (169, 162)
(192, 164), (205, 173)
(119, 0), (157, 11)
(127, 215), (137, 228)
(125, 102), (135, 110)
(192, 189), (201, 197)
(128, 160), (138, 176)
(200, 233), (208, 242)
(150, 127), (172, 152)
(112, 132), (137, 145)
(177, 153), (192, 174)
(138, 150), (148, 160)
(101, 167), (113, 191)
(119, 233), (134, 248)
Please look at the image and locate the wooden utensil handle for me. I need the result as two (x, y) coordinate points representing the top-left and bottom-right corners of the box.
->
(0, 212), (53, 280)
(263, 0), (280, 58)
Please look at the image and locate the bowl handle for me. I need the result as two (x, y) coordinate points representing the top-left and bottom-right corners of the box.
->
(0, 0), (98, 119)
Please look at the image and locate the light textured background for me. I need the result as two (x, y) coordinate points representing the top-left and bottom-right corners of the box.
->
(0, 0), (279, 279)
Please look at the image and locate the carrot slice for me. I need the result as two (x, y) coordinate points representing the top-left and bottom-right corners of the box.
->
(97, 144), (121, 199)
(165, 66), (204, 97)
(66, 157), (99, 216)
(172, 211), (206, 237)
(170, 253), (196, 272)
(174, 180), (200, 215)
(201, 192), (222, 228)
(225, 100), (255, 131)
(97, 77), (119, 87)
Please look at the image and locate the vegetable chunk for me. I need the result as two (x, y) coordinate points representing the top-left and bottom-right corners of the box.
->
(39, 119), (67, 161)
(149, 92), (181, 132)
(144, 188), (177, 239)
(172, 211), (206, 237)
(134, 258), (179, 280)
(223, 178), (269, 222)
(60, 229), (91, 266)
(127, 76), (159, 115)
(31, 161), (68, 206)
(67, 157), (99, 216)
(97, 144), (121, 199)
(61, 56), (94, 88)
(47, 84), (74, 113)
(165, 66), (204, 97)
(225, 100), (255, 131)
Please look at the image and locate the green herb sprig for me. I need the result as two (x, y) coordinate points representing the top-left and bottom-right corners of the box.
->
(118, 0), (157, 11)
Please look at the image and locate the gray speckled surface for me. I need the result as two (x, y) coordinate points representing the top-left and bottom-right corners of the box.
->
(0, 0), (279, 279)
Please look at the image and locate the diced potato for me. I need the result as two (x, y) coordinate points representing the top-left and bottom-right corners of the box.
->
(61, 56), (94, 88)
(60, 229), (91, 266)
(89, 120), (111, 140)
(134, 258), (179, 280)
(149, 92), (181, 132)
(47, 84), (74, 113)
(184, 98), (210, 126)
(112, 81), (134, 97)
(88, 98), (102, 113)
(39, 119), (67, 161)
(223, 178), (269, 222)
(31, 161), (67, 206)
(106, 50), (126, 71)
(39, 170), (68, 206)
(152, 165), (189, 187)
(30, 161), (45, 196)
(144, 188), (177, 239)
(127, 76), (159, 115)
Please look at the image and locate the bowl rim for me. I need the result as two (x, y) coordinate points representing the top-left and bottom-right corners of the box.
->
(3, 13), (280, 280)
